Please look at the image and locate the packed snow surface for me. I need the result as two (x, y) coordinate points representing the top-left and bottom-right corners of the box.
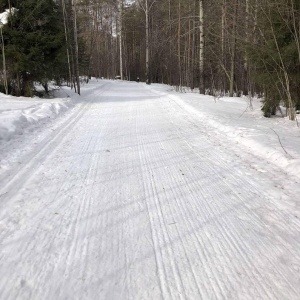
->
(0, 80), (300, 299)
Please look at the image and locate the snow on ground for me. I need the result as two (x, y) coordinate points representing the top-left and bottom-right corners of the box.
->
(1, 79), (300, 299)
(0, 88), (72, 141)
(0, 81), (102, 174)
(0, 100), (68, 141)
(2, 80), (299, 177)
(147, 83), (300, 179)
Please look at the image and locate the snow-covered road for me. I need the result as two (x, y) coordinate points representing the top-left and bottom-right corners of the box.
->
(1, 80), (300, 299)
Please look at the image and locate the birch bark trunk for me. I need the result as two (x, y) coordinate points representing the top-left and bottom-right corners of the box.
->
(72, 0), (80, 95)
(199, 0), (204, 93)
(118, 0), (123, 80)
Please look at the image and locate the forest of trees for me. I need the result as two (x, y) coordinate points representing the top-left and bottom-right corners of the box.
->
(0, 0), (299, 120)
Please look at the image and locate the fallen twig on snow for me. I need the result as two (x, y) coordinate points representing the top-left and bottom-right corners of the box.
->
(271, 128), (293, 158)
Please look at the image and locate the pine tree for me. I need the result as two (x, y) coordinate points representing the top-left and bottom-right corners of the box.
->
(1, 0), (66, 96)
(249, 0), (300, 119)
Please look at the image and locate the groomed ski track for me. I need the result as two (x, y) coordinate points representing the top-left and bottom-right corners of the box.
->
(0, 80), (300, 299)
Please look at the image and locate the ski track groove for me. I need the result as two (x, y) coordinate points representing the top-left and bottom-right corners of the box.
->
(156, 151), (228, 298)
(175, 114), (300, 297)
(0, 83), (111, 207)
(163, 104), (288, 298)
(164, 96), (300, 298)
(169, 143), (272, 298)
(140, 103), (232, 299)
(133, 87), (299, 299)
(0, 132), (88, 298)
(166, 118), (234, 299)
(136, 114), (170, 300)
(137, 102), (231, 298)
(148, 132), (207, 299)
(0, 85), (111, 299)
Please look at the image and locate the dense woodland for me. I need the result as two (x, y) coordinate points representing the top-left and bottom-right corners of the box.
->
(0, 0), (299, 120)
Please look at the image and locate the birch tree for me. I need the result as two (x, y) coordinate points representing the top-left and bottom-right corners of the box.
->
(118, 0), (123, 79)
(199, 0), (204, 93)
(136, 0), (156, 84)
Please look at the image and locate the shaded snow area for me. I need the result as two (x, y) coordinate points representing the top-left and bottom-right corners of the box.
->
(1, 79), (300, 299)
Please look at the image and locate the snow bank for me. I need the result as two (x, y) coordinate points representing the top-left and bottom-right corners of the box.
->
(0, 80), (101, 143)
(0, 102), (69, 141)
(0, 86), (77, 142)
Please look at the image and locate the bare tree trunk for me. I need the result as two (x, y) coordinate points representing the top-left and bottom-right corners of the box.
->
(221, 0), (226, 93)
(118, 0), (123, 80)
(229, 0), (237, 97)
(199, 0), (204, 94)
(178, 1), (182, 89)
(190, 0), (196, 90)
(61, 0), (72, 88)
(145, 0), (150, 84)
(0, 27), (8, 95)
(72, 0), (80, 95)
(186, 1), (191, 88)
(243, 0), (249, 95)
(168, 0), (172, 85)
(137, 0), (156, 84)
